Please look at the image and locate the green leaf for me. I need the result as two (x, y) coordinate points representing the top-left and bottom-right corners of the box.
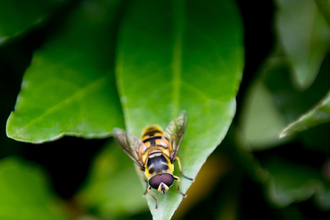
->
(0, 0), (62, 45)
(0, 157), (68, 220)
(239, 76), (289, 150)
(263, 52), (330, 122)
(116, 0), (243, 219)
(280, 91), (330, 138)
(314, 182), (330, 210)
(275, 0), (330, 89)
(77, 140), (148, 218)
(262, 52), (330, 152)
(6, 0), (124, 143)
(315, 0), (330, 26)
(263, 158), (324, 207)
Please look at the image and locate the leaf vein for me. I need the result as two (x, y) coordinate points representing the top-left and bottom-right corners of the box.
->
(13, 75), (108, 135)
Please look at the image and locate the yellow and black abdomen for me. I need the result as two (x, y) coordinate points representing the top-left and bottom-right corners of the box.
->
(141, 125), (164, 142)
(141, 125), (174, 179)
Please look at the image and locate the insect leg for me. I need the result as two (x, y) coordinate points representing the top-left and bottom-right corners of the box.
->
(138, 167), (148, 196)
(175, 156), (195, 182)
(147, 186), (158, 210)
(173, 175), (187, 198)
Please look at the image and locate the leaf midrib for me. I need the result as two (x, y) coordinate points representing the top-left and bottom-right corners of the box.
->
(10, 75), (108, 137)
(171, 0), (185, 119)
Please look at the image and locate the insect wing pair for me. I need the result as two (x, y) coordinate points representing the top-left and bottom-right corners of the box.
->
(112, 111), (194, 209)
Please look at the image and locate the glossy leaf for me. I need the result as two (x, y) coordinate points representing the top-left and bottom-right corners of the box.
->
(0, 0), (62, 45)
(275, 0), (330, 89)
(116, 0), (243, 218)
(6, 0), (124, 143)
(77, 141), (147, 218)
(280, 91), (330, 138)
(0, 157), (68, 220)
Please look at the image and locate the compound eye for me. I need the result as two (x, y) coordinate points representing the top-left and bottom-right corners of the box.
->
(149, 175), (161, 189)
(161, 173), (174, 187)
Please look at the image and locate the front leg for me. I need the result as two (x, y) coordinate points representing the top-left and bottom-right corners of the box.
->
(174, 156), (195, 182)
(173, 175), (187, 198)
(147, 186), (159, 210)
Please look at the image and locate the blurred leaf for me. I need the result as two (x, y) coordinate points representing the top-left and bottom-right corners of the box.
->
(314, 184), (330, 210)
(173, 155), (233, 219)
(263, 57), (308, 122)
(77, 140), (148, 219)
(6, 0), (124, 143)
(239, 77), (289, 150)
(116, 0), (243, 218)
(262, 53), (330, 121)
(315, 0), (330, 25)
(280, 91), (330, 138)
(263, 52), (330, 152)
(275, 0), (330, 89)
(219, 126), (309, 220)
(0, 157), (68, 220)
(278, 206), (308, 220)
(0, 0), (62, 45)
(263, 158), (324, 207)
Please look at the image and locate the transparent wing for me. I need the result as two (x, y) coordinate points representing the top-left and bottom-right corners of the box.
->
(163, 110), (188, 163)
(112, 128), (145, 169)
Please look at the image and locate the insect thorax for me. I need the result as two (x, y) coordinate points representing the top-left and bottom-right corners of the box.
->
(145, 152), (174, 179)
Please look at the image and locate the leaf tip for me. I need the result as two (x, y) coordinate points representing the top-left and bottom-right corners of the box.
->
(279, 131), (287, 139)
(5, 111), (15, 137)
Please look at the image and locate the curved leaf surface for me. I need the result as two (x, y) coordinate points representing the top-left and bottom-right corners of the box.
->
(263, 52), (330, 152)
(275, 0), (330, 89)
(280, 91), (330, 138)
(6, 0), (124, 143)
(116, 0), (243, 218)
(315, 0), (330, 25)
(0, 0), (62, 45)
(0, 157), (68, 220)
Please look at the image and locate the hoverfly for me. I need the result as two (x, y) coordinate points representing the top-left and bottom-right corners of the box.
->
(112, 110), (195, 209)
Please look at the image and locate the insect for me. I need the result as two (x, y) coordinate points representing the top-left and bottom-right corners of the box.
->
(112, 110), (195, 209)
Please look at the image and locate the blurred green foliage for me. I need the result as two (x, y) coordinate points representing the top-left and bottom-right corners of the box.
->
(275, 0), (330, 89)
(0, 157), (68, 220)
(77, 140), (147, 218)
(1, 0), (330, 219)
(0, 0), (62, 44)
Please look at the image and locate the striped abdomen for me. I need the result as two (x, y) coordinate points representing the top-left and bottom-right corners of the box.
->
(141, 126), (174, 178)
(141, 125), (169, 150)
